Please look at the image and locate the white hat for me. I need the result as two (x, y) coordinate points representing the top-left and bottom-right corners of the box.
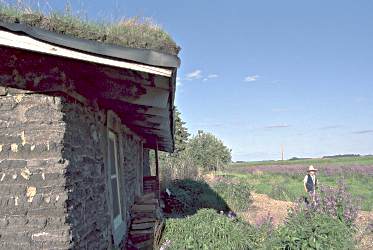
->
(307, 165), (318, 172)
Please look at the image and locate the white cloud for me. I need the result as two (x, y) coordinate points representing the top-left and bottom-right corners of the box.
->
(202, 74), (219, 82)
(244, 75), (259, 82)
(264, 124), (290, 129)
(207, 74), (219, 79)
(186, 70), (202, 80)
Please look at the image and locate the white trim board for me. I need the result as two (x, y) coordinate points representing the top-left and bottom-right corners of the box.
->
(0, 30), (173, 77)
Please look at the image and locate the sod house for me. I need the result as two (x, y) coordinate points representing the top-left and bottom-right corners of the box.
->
(0, 11), (179, 249)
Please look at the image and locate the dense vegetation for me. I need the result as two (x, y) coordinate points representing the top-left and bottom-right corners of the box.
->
(187, 130), (232, 171)
(269, 212), (355, 249)
(165, 179), (230, 215)
(160, 175), (359, 249)
(165, 178), (251, 215)
(162, 209), (268, 250)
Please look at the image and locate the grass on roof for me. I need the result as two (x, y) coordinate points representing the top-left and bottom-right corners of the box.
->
(0, 4), (180, 55)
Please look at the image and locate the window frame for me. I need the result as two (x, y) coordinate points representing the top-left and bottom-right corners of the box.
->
(108, 130), (123, 230)
(106, 111), (126, 246)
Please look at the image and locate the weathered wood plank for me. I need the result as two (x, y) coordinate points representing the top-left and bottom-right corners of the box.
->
(131, 222), (155, 230)
(132, 204), (157, 212)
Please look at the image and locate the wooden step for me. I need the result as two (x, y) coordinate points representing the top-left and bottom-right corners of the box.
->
(137, 193), (155, 200)
(129, 228), (154, 236)
(132, 217), (157, 224)
(131, 211), (157, 219)
(136, 199), (159, 205)
(132, 204), (157, 212)
(132, 222), (155, 230)
(129, 233), (153, 243)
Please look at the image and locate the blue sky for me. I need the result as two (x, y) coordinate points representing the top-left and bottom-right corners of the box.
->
(13, 0), (373, 161)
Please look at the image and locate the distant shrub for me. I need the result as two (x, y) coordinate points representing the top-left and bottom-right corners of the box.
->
(161, 209), (267, 250)
(267, 211), (355, 249)
(212, 180), (252, 212)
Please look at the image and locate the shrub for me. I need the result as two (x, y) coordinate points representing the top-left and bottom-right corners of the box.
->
(267, 211), (355, 249)
(212, 180), (252, 212)
(166, 179), (229, 215)
(161, 209), (266, 250)
(301, 180), (360, 227)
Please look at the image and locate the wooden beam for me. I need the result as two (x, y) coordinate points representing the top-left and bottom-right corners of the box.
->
(124, 118), (170, 131)
(118, 87), (170, 109)
(154, 141), (160, 199)
(155, 142), (159, 179)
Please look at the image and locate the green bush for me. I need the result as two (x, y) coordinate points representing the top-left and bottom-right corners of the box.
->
(167, 179), (229, 215)
(161, 209), (266, 250)
(267, 211), (355, 249)
(212, 181), (252, 212)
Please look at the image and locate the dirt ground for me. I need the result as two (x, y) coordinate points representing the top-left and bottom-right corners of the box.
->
(241, 192), (373, 250)
(240, 192), (294, 226)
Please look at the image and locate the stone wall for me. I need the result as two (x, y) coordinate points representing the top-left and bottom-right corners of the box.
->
(0, 88), (71, 249)
(61, 98), (110, 249)
(120, 129), (143, 235)
(0, 87), (146, 249)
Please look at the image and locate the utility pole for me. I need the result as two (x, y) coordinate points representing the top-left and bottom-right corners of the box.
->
(281, 144), (284, 161)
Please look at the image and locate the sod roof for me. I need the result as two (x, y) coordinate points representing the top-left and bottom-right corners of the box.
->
(0, 4), (180, 56)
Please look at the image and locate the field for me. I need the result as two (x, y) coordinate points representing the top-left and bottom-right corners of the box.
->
(227, 155), (373, 211)
(160, 156), (373, 249)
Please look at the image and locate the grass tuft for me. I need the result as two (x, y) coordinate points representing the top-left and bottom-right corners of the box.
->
(0, 3), (180, 55)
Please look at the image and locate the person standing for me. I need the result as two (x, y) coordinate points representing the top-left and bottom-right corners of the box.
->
(303, 165), (318, 204)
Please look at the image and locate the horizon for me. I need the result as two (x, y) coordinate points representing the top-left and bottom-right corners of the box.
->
(233, 153), (373, 163)
(5, 0), (373, 161)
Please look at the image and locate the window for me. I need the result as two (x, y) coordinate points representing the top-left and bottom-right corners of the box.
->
(108, 130), (125, 244)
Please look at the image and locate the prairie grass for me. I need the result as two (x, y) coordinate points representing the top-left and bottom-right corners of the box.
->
(0, 2), (180, 55)
(218, 171), (373, 211)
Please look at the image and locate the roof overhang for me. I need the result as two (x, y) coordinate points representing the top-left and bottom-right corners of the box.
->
(0, 22), (180, 68)
(0, 23), (179, 152)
